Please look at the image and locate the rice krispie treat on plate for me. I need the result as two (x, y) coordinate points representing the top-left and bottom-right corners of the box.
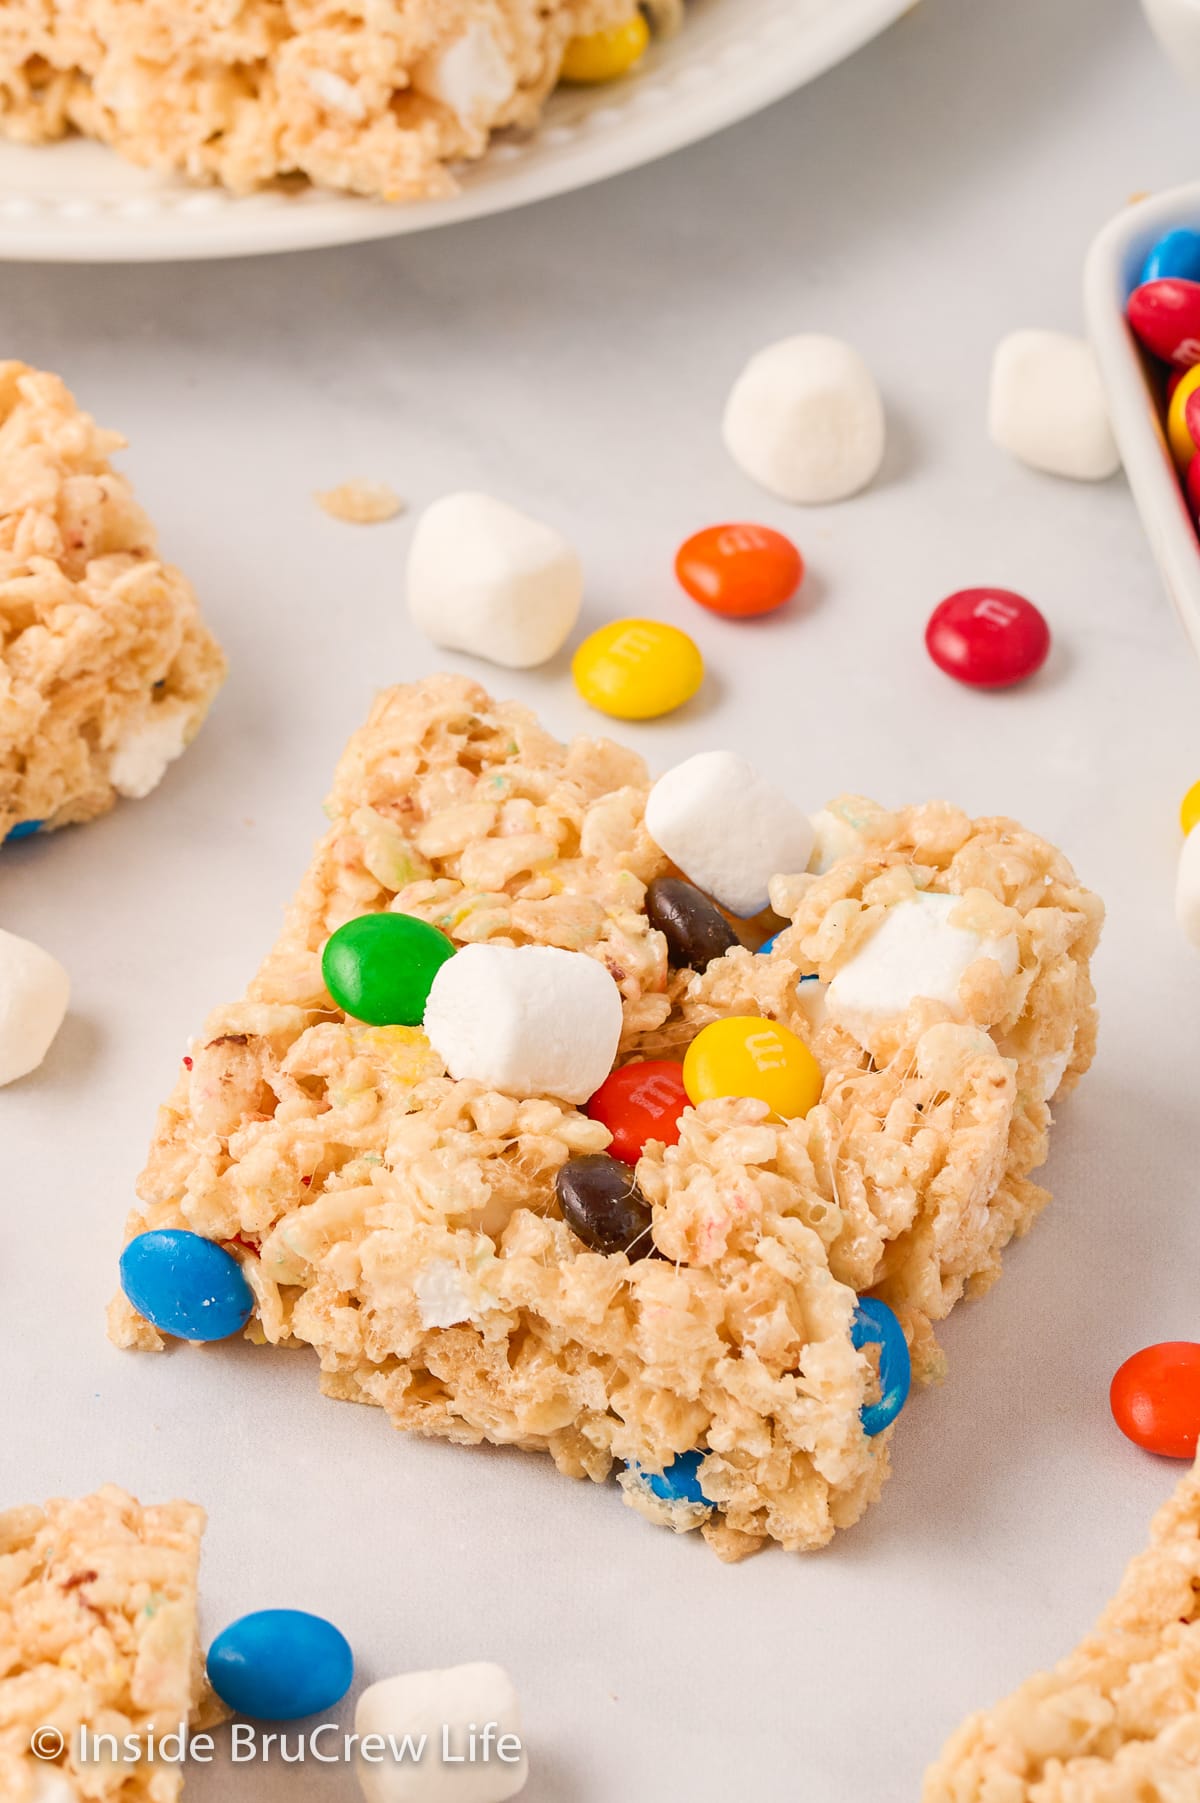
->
(113, 675), (1101, 1560)
(924, 1455), (1200, 1801)
(0, 1486), (208, 1801)
(0, 2), (676, 203)
(0, 362), (225, 844)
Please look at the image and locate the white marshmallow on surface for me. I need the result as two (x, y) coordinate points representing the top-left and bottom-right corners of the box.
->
(989, 330), (1120, 482)
(1177, 825), (1200, 947)
(355, 1662), (528, 1803)
(826, 892), (1018, 1043)
(644, 751), (814, 918)
(412, 22), (517, 126)
(722, 334), (886, 505)
(108, 705), (191, 800)
(0, 928), (69, 1087)
(407, 493), (582, 670)
(423, 944), (622, 1104)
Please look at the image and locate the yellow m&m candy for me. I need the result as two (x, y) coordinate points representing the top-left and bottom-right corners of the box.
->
(572, 618), (704, 720)
(682, 1017), (822, 1120)
(1169, 365), (1200, 470)
(1181, 778), (1200, 836)
(560, 13), (650, 84)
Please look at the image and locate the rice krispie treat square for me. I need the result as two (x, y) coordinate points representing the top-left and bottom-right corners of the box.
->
(924, 1456), (1200, 1801)
(0, 362), (225, 843)
(0, 1), (675, 203)
(113, 675), (1101, 1560)
(0, 1486), (208, 1801)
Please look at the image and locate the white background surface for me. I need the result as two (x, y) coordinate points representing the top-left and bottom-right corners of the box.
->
(4, 0), (1200, 1797)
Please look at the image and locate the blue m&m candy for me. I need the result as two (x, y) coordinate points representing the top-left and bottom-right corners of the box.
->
(851, 1297), (911, 1436)
(1141, 228), (1200, 287)
(634, 1448), (713, 1507)
(119, 1230), (253, 1342)
(207, 1610), (353, 1720)
(4, 820), (44, 843)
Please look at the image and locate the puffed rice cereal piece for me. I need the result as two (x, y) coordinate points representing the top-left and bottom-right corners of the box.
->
(0, 1486), (209, 1801)
(0, 363), (225, 841)
(115, 679), (1101, 1559)
(924, 1454), (1200, 1801)
(0, 2), (670, 202)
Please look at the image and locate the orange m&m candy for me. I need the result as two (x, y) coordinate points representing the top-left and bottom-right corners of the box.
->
(1110, 1342), (1200, 1458)
(585, 1060), (689, 1164)
(675, 523), (803, 619)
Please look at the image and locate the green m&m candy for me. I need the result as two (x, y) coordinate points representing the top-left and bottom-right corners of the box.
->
(321, 912), (455, 1026)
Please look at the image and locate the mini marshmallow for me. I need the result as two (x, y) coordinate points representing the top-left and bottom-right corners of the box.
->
(826, 892), (1018, 1043)
(414, 1259), (474, 1330)
(1038, 1044), (1073, 1101)
(109, 705), (191, 800)
(644, 751), (814, 918)
(808, 807), (866, 874)
(0, 928), (69, 1086)
(407, 493), (582, 670)
(423, 944), (622, 1103)
(722, 334), (886, 504)
(355, 1662), (528, 1803)
(411, 22), (517, 126)
(989, 330), (1120, 482)
(1177, 825), (1200, 947)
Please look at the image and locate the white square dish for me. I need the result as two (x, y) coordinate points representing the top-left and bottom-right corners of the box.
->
(1085, 181), (1200, 662)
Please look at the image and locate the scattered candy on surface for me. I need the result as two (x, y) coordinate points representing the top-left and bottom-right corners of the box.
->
(355, 1662), (528, 1803)
(1176, 823), (1200, 946)
(0, 926), (69, 1087)
(206, 1609), (354, 1721)
(555, 1152), (658, 1258)
(722, 333), (886, 505)
(636, 1449), (713, 1507)
(852, 1298), (911, 1437)
(644, 875), (740, 971)
(3, 819), (43, 843)
(1110, 1342), (1200, 1458)
(560, 13), (650, 83)
(584, 1059), (689, 1163)
(925, 587), (1051, 689)
(571, 618), (704, 719)
(988, 330), (1120, 481)
(1141, 226), (1200, 286)
(422, 943), (623, 1103)
(119, 1229), (254, 1343)
(1167, 362), (1200, 467)
(1127, 277), (1200, 368)
(682, 1016), (822, 1118)
(322, 912), (455, 1026)
(407, 492), (582, 669)
(674, 523), (803, 618)
(644, 750), (815, 917)
(825, 892), (1017, 1045)
(1180, 778), (1200, 836)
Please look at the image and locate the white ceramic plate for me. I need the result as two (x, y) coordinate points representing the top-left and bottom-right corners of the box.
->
(1085, 182), (1200, 664)
(0, 0), (912, 262)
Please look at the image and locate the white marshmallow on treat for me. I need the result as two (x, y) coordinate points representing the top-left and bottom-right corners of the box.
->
(407, 493), (582, 671)
(644, 751), (814, 918)
(0, 928), (69, 1087)
(1177, 825), (1200, 947)
(423, 944), (622, 1104)
(722, 334), (886, 505)
(989, 330), (1120, 482)
(108, 705), (192, 800)
(826, 892), (1018, 1044)
(411, 22), (517, 126)
(413, 1259), (474, 1330)
(355, 1662), (528, 1803)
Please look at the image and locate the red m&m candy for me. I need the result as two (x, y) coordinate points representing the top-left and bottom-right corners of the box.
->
(585, 1059), (689, 1164)
(1110, 1342), (1200, 1458)
(925, 588), (1050, 690)
(675, 524), (803, 619)
(1127, 278), (1200, 369)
